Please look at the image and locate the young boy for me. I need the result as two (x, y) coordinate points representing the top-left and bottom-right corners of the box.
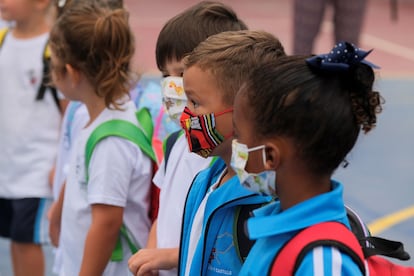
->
(177, 30), (285, 275)
(128, 2), (247, 275)
(0, 1), (63, 276)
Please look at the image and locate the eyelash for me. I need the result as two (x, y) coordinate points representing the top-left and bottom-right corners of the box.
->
(191, 100), (199, 108)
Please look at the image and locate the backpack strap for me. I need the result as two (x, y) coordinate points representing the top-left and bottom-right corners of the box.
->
(0, 28), (8, 47)
(346, 206), (410, 260)
(270, 222), (366, 276)
(0, 30), (60, 112)
(36, 40), (61, 113)
(85, 119), (156, 180)
(85, 119), (156, 262)
(163, 130), (183, 171)
(136, 107), (154, 143)
(234, 203), (263, 263)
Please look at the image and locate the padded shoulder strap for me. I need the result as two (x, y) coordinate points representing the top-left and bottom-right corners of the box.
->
(346, 206), (410, 260)
(0, 28), (8, 47)
(136, 107), (154, 142)
(270, 222), (366, 276)
(85, 119), (156, 182)
(36, 39), (61, 113)
(163, 130), (183, 171)
(235, 203), (263, 263)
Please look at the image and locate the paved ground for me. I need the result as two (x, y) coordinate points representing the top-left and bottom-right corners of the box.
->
(1, 0), (414, 275)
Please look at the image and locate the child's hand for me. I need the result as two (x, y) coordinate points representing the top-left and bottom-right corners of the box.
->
(128, 248), (178, 276)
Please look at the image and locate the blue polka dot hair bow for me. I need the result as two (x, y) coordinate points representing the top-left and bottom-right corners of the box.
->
(306, 41), (379, 72)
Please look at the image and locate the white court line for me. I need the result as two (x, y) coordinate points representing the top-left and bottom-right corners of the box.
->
(362, 34), (414, 62)
(322, 21), (414, 63)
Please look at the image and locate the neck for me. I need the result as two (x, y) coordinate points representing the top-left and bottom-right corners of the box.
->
(82, 88), (107, 127)
(278, 172), (332, 210)
(13, 17), (49, 39)
(215, 139), (235, 186)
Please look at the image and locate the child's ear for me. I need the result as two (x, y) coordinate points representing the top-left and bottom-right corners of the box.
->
(264, 142), (280, 171)
(65, 64), (80, 87)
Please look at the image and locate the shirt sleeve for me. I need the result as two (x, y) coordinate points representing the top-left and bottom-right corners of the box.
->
(153, 158), (166, 189)
(295, 245), (363, 276)
(87, 136), (142, 207)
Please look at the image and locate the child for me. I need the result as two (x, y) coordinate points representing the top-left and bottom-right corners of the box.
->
(177, 30), (285, 276)
(49, 3), (152, 275)
(0, 1), (62, 275)
(128, 2), (248, 275)
(47, 1), (125, 274)
(231, 42), (383, 275)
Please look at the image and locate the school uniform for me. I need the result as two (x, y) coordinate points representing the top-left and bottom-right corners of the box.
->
(0, 31), (60, 243)
(178, 158), (271, 276)
(239, 181), (363, 276)
(60, 101), (152, 276)
(51, 101), (88, 275)
(153, 134), (213, 276)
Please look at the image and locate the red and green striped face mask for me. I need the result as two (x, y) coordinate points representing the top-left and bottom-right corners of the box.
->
(180, 106), (233, 158)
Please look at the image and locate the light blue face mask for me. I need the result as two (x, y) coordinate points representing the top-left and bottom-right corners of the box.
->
(230, 139), (277, 196)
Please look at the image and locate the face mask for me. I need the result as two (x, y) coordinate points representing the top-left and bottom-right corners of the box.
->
(180, 106), (232, 158)
(230, 139), (276, 196)
(160, 76), (187, 125)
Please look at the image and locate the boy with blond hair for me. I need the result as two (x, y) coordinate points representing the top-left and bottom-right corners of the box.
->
(178, 30), (285, 275)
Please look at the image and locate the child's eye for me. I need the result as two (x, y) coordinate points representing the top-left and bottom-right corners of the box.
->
(191, 100), (199, 108)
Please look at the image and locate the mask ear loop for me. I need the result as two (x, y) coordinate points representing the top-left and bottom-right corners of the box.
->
(215, 107), (233, 117)
(247, 145), (267, 166)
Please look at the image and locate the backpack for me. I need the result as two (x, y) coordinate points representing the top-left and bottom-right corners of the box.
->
(270, 210), (414, 275)
(84, 107), (160, 261)
(0, 28), (61, 113)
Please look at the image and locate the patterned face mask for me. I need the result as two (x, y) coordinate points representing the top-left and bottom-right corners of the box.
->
(160, 76), (187, 125)
(180, 106), (232, 158)
(230, 139), (277, 196)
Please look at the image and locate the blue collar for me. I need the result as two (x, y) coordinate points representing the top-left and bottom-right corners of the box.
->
(247, 181), (347, 239)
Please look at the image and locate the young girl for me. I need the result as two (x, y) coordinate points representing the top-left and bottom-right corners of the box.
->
(49, 3), (152, 275)
(231, 42), (383, 275)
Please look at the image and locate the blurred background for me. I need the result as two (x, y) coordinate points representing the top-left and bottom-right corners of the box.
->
(1, 0), (413, 275)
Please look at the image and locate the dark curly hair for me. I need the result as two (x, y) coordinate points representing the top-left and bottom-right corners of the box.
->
(241, 55), (383, 175)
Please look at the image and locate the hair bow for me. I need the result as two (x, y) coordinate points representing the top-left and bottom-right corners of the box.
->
(306, 41), (379, 72)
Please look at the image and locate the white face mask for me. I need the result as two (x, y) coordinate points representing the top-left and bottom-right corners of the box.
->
(160, 76), (187, 125)
(230, 139), (277, 196)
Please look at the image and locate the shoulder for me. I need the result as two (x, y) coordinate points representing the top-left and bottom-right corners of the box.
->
(296, 245), (363, 276)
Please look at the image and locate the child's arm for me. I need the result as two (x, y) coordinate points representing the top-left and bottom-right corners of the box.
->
(128, 248), (179, 276)
(48, 182), (65, 247)
(79, 203), (123, 276)
(146, 219), (157, 248)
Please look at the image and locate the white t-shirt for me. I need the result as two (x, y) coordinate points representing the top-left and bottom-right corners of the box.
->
(60, 101), (152, 276)
(153, 135), (212, 276)
(51, 102), (88, 275)
(0, 30), (60, 198)
(52, 102), (88, 200)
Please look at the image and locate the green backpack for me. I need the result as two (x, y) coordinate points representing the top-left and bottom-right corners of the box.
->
(84, 107), (158, 261)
